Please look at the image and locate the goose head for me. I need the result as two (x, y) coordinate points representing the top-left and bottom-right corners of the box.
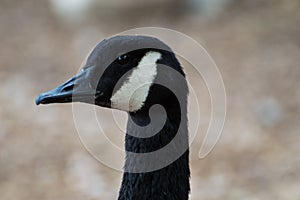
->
(36, 35), (187, 113)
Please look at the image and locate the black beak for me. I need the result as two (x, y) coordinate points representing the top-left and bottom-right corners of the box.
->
(36, 68), (97, 105)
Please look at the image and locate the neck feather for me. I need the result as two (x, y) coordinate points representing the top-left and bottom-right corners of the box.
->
(118, 92), (190, 200)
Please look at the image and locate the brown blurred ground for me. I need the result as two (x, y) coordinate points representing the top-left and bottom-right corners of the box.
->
(0, 0), (300, 199)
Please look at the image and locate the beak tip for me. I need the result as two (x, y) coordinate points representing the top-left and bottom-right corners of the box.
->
(35, 96), (41, 106)
(35, 94), (43, 105)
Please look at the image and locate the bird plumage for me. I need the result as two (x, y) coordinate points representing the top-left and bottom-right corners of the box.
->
(36, 35), (190, 200)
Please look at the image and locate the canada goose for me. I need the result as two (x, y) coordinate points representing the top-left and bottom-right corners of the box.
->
(36, 35), (190, 200)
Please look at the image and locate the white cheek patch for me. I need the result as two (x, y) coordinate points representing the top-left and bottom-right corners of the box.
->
(110, 51), (161, 112)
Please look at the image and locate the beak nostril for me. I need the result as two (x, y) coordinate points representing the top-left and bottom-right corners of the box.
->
(61, 84), (76, 93)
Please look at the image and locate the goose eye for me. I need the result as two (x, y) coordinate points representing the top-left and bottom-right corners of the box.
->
(116, 54), (130, 65)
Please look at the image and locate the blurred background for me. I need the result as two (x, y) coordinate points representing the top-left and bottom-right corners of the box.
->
(0, 0), (300, 199)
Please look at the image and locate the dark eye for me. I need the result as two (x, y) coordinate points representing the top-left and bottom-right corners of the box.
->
(116, 54), (130, 65)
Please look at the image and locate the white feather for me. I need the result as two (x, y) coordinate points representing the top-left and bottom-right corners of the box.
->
(110, 51), (161, 112)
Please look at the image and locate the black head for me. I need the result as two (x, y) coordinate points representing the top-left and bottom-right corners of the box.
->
(36, 35), (187, 113)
